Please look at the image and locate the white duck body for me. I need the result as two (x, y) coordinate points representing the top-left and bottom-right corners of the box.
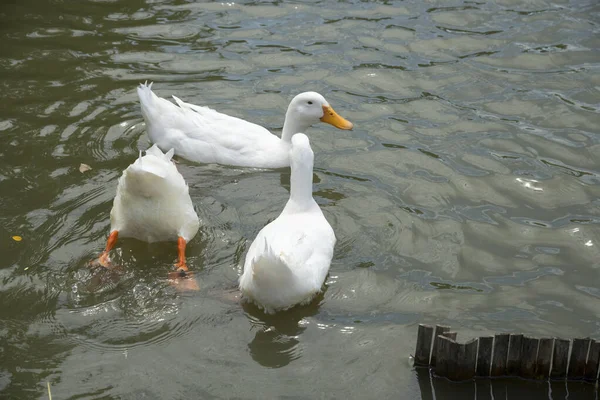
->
(137, 82), (353, 168)
(239, 134), (336, 313)
(110, 144), (199, 243)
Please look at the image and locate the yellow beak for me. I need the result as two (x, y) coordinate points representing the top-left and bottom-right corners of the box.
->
(320, 105), (354, 130)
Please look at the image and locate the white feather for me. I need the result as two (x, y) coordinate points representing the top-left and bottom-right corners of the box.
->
(137, 82), (352, 168)
(239, 134), (336, 313)
(109, 144), (200, 243)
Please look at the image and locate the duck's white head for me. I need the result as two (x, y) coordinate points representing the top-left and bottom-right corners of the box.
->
(282, 92), (353, 141)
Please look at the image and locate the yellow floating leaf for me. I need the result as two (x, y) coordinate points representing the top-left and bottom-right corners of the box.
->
(79, 163), (92, 173)
(12, 235), (22, 242)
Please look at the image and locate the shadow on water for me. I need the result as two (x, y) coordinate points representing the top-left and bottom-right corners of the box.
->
(242, 293), (324, 369)
(416, 367), (599, 400)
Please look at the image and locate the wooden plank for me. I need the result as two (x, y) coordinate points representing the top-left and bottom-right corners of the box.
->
(434, 335), (453, 378)
(535, 338), (554, 380)
(490, 333), (509, 376)
(584, 340), (600, 382)
(444, 331), (457, 341)
(550, 338), (570, 379)
(567, 337), (591, 379)
(476, 336), (493, 377)
(445, 339), (461, 381)
(415, 324), (434, 366)
(519, 336), (539, 379)
(506, 334), (524, 376)
(455, 338), (477, 381)
(430, 325), (450, 367)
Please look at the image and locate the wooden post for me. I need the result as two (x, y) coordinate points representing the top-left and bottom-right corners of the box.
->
(430, 325), (450, 367)
(550, 338), (570, 379)
(412, 327), (600, 382)
(535, 338), (554, 380)
(490, 333), (509, 376)
(476, 336), (493, 377)
(456, 338), (477, 381)
(415, 324), (434, 366)
(506, 334), (523, 376)
(434, 335), (453, 378)
(584, 340), (600, 382)
(445, 339), (461, 381)
(567, 338), (591, 379)
(519, 336), (539, 379)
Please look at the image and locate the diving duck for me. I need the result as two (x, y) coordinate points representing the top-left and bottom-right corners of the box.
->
(137, 82), (353, 168)
(97, 144), (200, 290)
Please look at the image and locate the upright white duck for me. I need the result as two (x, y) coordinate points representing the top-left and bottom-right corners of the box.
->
(239, 133), (336, 313)
(97, 144), (200, 289)
(137, 82), (353, 168)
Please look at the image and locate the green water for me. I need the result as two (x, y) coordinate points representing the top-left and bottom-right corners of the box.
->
(1, 0), (599, 398)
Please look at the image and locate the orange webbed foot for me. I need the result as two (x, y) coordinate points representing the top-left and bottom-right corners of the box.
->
(168, 266), (200, 291)
(90, 230), (119, 269)
(99, 252), (111, 268)
(89, 251), (113, 269)
(168, 237), (199, 291)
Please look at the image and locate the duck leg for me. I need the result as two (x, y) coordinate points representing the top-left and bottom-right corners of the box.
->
(98, 230), (118, 267)
(168, 236), (199, 291)
(175, 236), (189, 273)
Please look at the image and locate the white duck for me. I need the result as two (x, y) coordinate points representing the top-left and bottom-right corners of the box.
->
(97, 144), (200, 289)
(137, 82), (353, 168)
(239, 133), (336, 313)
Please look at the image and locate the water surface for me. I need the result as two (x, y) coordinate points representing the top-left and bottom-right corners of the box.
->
(1, 0), (599, 398)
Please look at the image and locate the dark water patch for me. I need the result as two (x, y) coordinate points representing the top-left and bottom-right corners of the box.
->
(353, 63), (407, 70)
(540, 158), (598, 179)
(382, 142), (407, 150)
(429, 281), (485, 292)
(458, 50), (498, 59)
(324, 16), (393, 24)
(315, 168), (371, 183)
(484, 266), (564, 286)
(427, 6), (480, 13)
(436, 26), (503, 36)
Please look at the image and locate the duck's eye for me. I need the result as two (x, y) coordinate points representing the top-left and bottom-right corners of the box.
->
(307, 101), (313, 105)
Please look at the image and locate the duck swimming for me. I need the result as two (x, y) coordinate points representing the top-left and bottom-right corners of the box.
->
(137, 83), (353, 168)
(239, 133), (336, 313)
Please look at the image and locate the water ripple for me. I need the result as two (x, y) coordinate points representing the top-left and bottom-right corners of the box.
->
(1, 0), (600, 397)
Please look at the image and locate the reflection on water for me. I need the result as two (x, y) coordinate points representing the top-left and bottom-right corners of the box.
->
(244, 295), (323, 368)
(416, 367), (599, 400)
(1, 0), (600, 397)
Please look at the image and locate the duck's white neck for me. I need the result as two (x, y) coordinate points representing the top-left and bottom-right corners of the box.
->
(281, 111), (311, 143)
(287, 155), (314, 209)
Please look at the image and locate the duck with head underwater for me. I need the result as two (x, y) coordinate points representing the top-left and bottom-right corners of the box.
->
(239, 133), (336, 313)
(137, 82), (353, 168)
(96, 144), (200, 291)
